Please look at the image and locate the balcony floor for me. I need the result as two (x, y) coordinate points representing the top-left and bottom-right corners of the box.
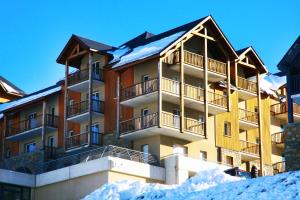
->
(170, 63), (227, 82)
(239, 120), (259, 130)
(67, 111), (104, 123)
(120, 126), (205, 142)
(237, 89), (257, 101)
(68, 79), (104, 92)
(6, 126), (57, 141)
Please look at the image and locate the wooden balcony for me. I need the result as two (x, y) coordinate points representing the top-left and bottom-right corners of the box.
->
(67, 68), (104, 92)
(168, 50), (227, 82)
(239, 109), (259, 130)
(237, 76), (257, 100)
(271, 131), (287, 148)
(273, 161), (286, 175)
(67, 99), (104, 122)
(65, 131), (101, 150)
(240, 140), (260, 161)
(6, 114), (59, 141)
(270, 102), (300, 122)
(120, 112), (205, 141)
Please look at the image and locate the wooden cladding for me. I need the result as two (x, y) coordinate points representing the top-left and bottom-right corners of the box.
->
(240, 140), (259, 155)
(165, 50), (227, 75)
(6, 114), (59, 137)
(239, 108), (258, 124)
(237, 76), (257, 94)
(120, 78), (158, 101)
(271, 131), (287, 144)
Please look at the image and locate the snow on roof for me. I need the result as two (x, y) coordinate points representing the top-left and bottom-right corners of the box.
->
(109, 31), (185, 69)
(0, 76), (25, 96)
(0, 85), (61, 113)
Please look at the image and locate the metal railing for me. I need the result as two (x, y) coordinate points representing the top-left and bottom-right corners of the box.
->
(65, 131), (102, 150)
(120, 113), (158, 135)
(67, 99), (104, 118)
(273, 161), (286, 174)
(6, 114), (59, 137)
(239, 109), (258, 124)
(237, 76), (257, 94)
(120, 78), (158, 101)
(240, 140), (259, 155)
(207, 91), (228, 108)
(271, 131), (287, 144)
(184, 118), (205, 136)
(161, 112), (180, 129)
(68, 68), (104, 86)
(0, 145), (159, 174)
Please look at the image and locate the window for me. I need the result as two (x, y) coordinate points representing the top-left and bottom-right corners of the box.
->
(141, 144), (149, 163)
(173, 109), (180, 128)
(226, 156), (233, 166)
(142, 75), (150, 82)
(92, 61), (101, 80)
(200, 151), (207, 161)
(27, 113), (37, 129)
(224, 122), (231, 136)
(256, 137), (260, 144)
(69, 99), (74, 106)
(255, 106), (259, 113)
(67, 130), (74, 137)
(141, 108), (149, 128)
(25, 143), (36, 153)
(91, 124), (100, 145)
(47, 136), (54, 147)
(92, 92), (101, 112)
(142, 75), (151, 94)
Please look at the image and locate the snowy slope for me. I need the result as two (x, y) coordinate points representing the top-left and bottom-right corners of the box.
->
(83, 168), (300, 200)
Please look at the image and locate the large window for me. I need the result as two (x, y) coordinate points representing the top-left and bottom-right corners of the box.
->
(25, 142), (36, 153)
(224, 122), (231, 136)
(200, 151), (207, 161)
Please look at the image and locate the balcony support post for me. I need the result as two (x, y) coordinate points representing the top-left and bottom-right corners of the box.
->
(256, 71), (264, 175)
(158, 58), (162, 128)
(63, 60), (69, 150)
(2, 115), (7, 159)
(41, 100), (47, 151)
(204, 27), (208, 139)
(88, 51), (93, 146)
(287, 70), (294, 123)
(180, 41), (185, 133)
(116, 72), (120, 136)
(227, 60), (231, 111)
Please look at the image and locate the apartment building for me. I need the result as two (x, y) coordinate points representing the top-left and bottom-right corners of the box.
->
(0, 16), (287, 199)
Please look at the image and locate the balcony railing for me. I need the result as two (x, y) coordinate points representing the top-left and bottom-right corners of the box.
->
(67, 68), (104, 86)
(0, 145), (159, 175)
(208, 58), (227, 75)
(65, 131), (102, 150)
(207, 91), (228, 108)
(270, 102), (287, 115)
(161, 112), (180, 129)
(120, 78), (158, 102)
(293, 103), (300, 115)
(184, 118), (205, 136)
(240, 140), (259, 155)
(239, 109), (258, 124)
(6, 114), (59, 137)
(120, 113), (158, 135)
(237, 76), (257, 94)
(271, 131), (287, 144)
(67, 99), (104, 118)
(184, 50), (204, 67)
(273, 161), (286, 174)
(161, 77), (180, 95)
(184, 84), (204, 101)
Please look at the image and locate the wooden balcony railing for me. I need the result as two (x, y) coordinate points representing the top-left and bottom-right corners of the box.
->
(240, 140), (259, 155)
(271, 131), (287, 144)
(6, 114), (59, 137)
(208, 58), (227, 75)
(184, 118), (205, 136)
(184, 84), (204, 101)
(161, 111), (180, 129)
(270, 102), (287, 115)
(207, 91), (228, 108)
(184, 50), (204, 67)
(239, 109), (258, 124)
(120, 113), (158, 134)
(273, 161), (286, 174)
(67, 68), (104, 86)
(293, 103), (300, 115)
(161, 77), (180, 95)
(65, 131), (101, 149)
(67, 99), (104, 118)
(237, 76), (257, 94)
(120, 78), (158, 101)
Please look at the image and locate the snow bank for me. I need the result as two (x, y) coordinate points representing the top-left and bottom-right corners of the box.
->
(83, 168), (300, 200)
(82, 167), (241, 200)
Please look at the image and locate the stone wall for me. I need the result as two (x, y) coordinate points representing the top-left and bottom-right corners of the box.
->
(284, 122), (300, 171)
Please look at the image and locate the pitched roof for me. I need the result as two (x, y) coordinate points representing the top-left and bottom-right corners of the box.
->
(0, 83), (61, 114)
(56, 34), (116, 65)
(0, 76), (25, 97)
(108, 16), (238, 69)
(278, 35), (300, 72)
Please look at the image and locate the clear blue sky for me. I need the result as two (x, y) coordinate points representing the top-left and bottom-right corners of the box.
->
(0, 0), (299, 94)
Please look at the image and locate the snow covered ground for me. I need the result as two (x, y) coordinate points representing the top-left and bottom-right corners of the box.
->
(83, 167), (300, 200)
